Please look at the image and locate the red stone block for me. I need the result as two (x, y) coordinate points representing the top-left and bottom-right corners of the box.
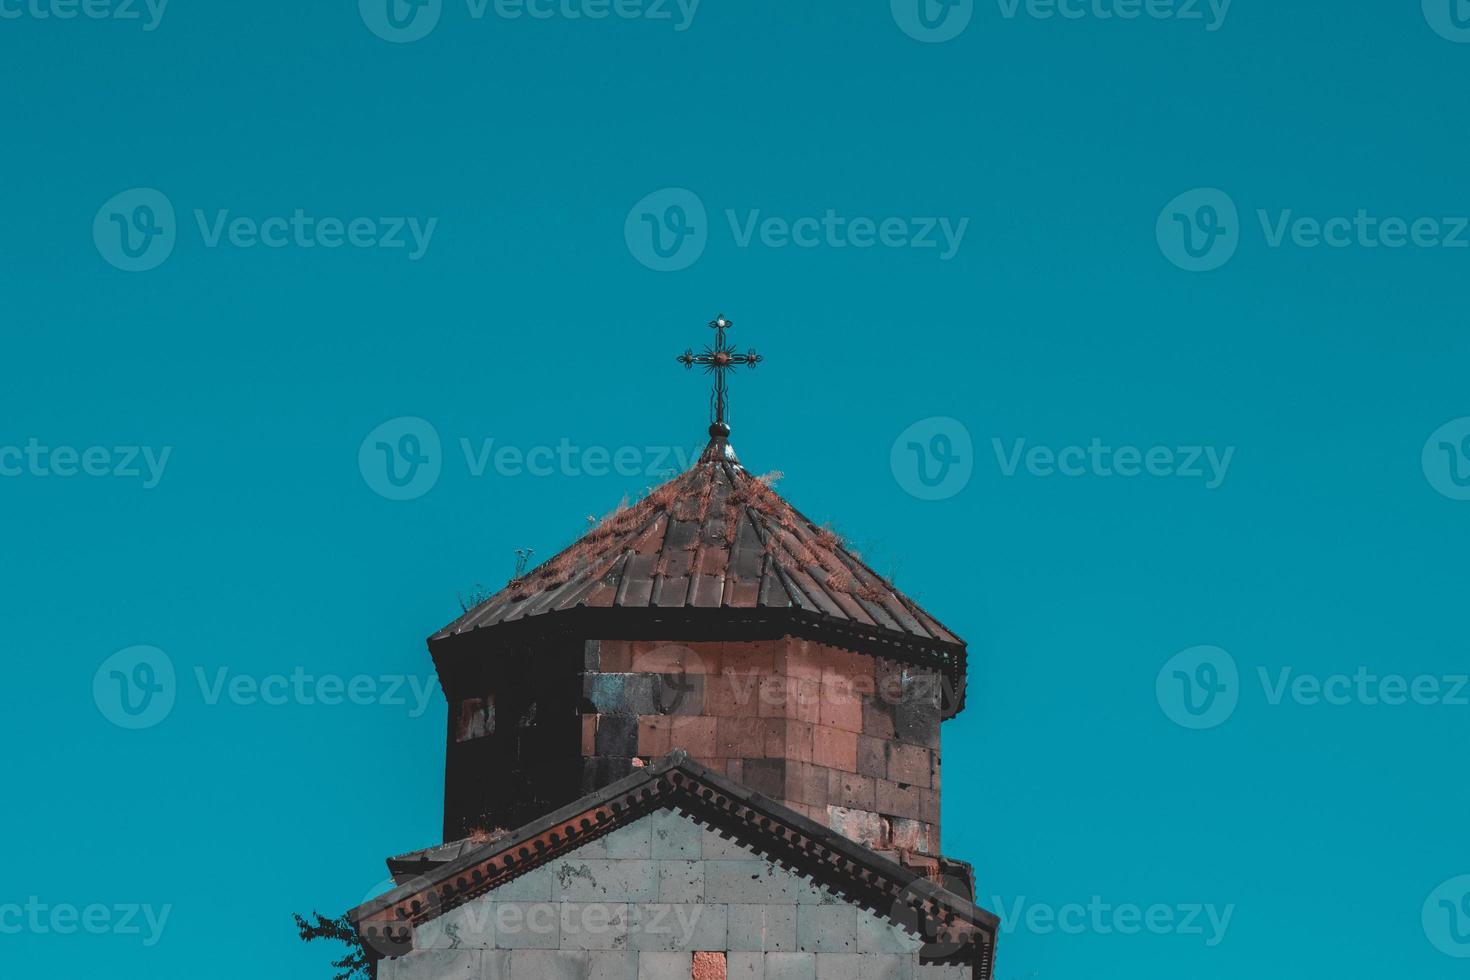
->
(862, 700), (896, 741)
(887, 743), (931, 788)
(670, 715), (717, 757)
(598, 641), (633, 672)
(819, 670), (864, 733)
(757, 673), (790, 718)
(828, 770), (876, 810)
(631, 641), (704, 674)
(581, 714), (597, 756)
(721, 641), (777, 675)
(783, 761), (831, 808)
(812, 725), (858, 773)
(638, 715), (671, 757)
(704, 668), (760, 716)
(828, 805), (885, 848)
(761, 718), (788, 758)
(785, 720), (815, 762)
(716, 716), (765, 758)
(856, 735), (887, 779)
(918, 788), (941, 825)
(875, 779), (921, 819)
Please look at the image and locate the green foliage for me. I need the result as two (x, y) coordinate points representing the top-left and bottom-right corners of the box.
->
(293, 911), (371, 980)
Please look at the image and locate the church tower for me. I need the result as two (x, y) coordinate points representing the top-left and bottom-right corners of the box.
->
(351, 315), (995, 980)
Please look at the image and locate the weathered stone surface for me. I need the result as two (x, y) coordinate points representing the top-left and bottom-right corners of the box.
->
(852, 911), (922, 955)
(587, 950), (638, 980)
(628, 903), (728, 951)
(509, 949), (591, 980)
(704, 860), (808, 904)
(381, 949), (482, 980)
(702, 827), (759, 861)
(559, 903), (630, 950)
(728, 951), (764, 980)
(914, 965), (967, 980)
(638, 951), (693, 980)
(417, 897), (496, 950)
(726, 904), (797, 952)
(658, 860), (706, 903)
(550, 858), (660, 903)
(764, 952), (817, 980)
(492, 866), (554, 902)
(651, 808), (703, 859)
(604, 821), (654, 859)
(796, 906), (860, 953)
(494, 902), (562, 949)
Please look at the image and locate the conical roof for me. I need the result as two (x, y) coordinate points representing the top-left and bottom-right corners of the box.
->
(433, 433), (964, 665)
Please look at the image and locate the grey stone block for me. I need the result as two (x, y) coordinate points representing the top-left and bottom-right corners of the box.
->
(417, 897), (496, 949)
(793, 876), (841, 906)
(797, 906), (860, 953)
(382, 949), (481, 980)
(585, 673), (629, 713)
(628, 903), (727, 952)
(484, 950), (512, 980)
(727, 905), (797, 952)
(650, 809), (703, 859)
(729, 951), (764, 980)
(701, 827), (757, 861)
(705, 860), (807, 904)
(561, 903), (630, 951)
(493, 902), (561, 949)
(764, 952), (817, 980)
(508, 949), (590, 980)
(588, 950), (639, 980)
(853, 911), (921, 955)
(638, 951), (693, 980)
(491, 866), (553, 902)
(914, 966), (967, 980)
(816, 954), (913, 980)
(658, 861), (705, 903)
(604, 821), (653, 859)
(551, 859), (660, 902)
(597, 714), (639, 756)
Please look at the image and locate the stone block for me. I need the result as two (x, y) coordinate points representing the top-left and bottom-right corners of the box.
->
(382, 949), (481, 980)
(628, 903), (727, 951)
(853, 911), (921, 955)
(560, 903), (630, 950)
(814, 953), (865, 980)
(812, 727), (857, 773)
(855, 736), (886, 780)
(588, 950), (639, 980)
(597, 714), (640, 756)
(855, 954), (913, 980)
(638, 951), (693, 980)
(669, 715), (717, 757)
(783, 761), (830, 808)
(828, 771), (875, 810)
(860, 701), (895, 741)
(604, 820), (653, 859)
(717, 716), (766, 757)
(796, 906), (860, 953)
(417, 897), (495, 949)
(826, 806), (885, 850)
(742, 758), (786, 800)
(874, 780), (920, 820)
(764, 953), (817, 980)
(484, 950), (512, 980)
(493, 902), (561, 949)
(727, 904), (797, 952)
(914, 966), (967, 980)
(508, 950), (590, 980)
(639, 715), (672, 757)
(705, 860), (808, 904)
(585, 674), (629, 714)
(818, 673), (863, 733)
(598, 641), (633, 672)
(885, 745), (929, 789)
(658, 860), (705, 903)
(551, 858), (660, 903)
(729, 951), (764, 980)
(917, 789), (940, 826)
(492, 866), (553, 902)
(702, 827), (757, 861)
(651, 809), (704, 859)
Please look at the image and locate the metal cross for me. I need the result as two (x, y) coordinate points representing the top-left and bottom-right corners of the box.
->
(676, 314), (762, 432)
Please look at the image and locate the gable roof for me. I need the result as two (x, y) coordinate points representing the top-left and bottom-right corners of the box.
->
(431, 435), (967, 697)
(349, 751), (996, 977)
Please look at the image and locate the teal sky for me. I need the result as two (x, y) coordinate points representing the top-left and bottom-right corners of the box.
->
(3, 2), (1469, 978)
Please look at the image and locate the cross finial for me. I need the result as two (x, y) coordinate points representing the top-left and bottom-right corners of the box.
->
(676, 313), (762, 437)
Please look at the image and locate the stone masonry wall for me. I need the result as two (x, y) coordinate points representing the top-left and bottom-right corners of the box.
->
(380, 808), (968, 980)
(579, 639), (943, 863)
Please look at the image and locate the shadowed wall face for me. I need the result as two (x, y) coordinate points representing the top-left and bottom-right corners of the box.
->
(579, 639), (943, 861)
